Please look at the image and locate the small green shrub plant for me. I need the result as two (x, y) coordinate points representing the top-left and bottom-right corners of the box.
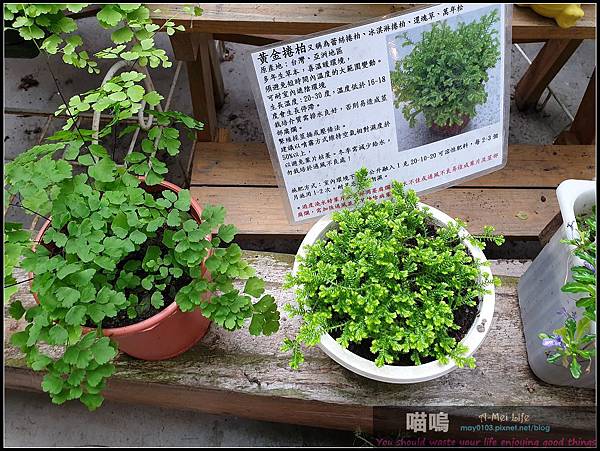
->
(539, 206), (596, 379)
(4, 4), (279, 411)
(390, 9), (501, 128)
(282, 168), (503, 369)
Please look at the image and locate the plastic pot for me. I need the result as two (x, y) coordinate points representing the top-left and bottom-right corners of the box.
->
(518, 179), (596, 388)
(31, 179), (212, 360)
(430, 114), (471, 136)
(293, 203), (496, 383)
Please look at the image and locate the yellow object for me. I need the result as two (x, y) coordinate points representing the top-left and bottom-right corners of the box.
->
(525, 4), (585, 29)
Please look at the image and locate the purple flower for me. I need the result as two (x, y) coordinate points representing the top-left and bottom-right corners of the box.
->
(556, 307), (576, 319)
(542, 335), (566, 349)
(583, 260), (596, 274)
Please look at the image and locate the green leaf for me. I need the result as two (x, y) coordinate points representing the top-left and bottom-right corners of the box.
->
(201, 204), (226, 226)
(90, 337), (117, 365)
(151, 291), (164, 309)
(126, 84), (145, 102)
(244, 277), (265, 298)
(183, 219), (198, 232)
(249, 295), (279, 336)
(143, 91), (163, 106)
(67, 268), (96, 286)
(174, 189), (191, 211)
(31, 352), (53, 371)
(111, 26), (133, 44)
(42, 373), (64, 395)
(56, 286), (80, 307)
(49, 324), (69, 345)
(8, 300), (26, 320)
(570, 358), (582, 379)
(97, 5), (123, 26)
(57, 263), (81, 279)
(80, 393), (104, 411)
(65, 305), (87, 325)
(167, 209), (181, 227)
(11, 330), (29, 348)
(88, 158), (117, 183)
(218, 224), (237, 243)
(145, 169), (163, 186)
(130, 230), (147, 245)
(205, 255), (220, 273)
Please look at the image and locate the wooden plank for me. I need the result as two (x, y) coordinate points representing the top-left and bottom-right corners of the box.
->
(150, 4), (596, 41)
(512, 4), (596, 41)
(190, 143), (595, 188)
(515, 39), (583, 111)
(212, 33), (288, 47)
(194, 186), (311, 235)
(5, 257), (594, 432)
(555, 69), (596, 145)
(208, 37), (226, 110)
(170, 33), (217, 142)
(190, 186), (559, 238)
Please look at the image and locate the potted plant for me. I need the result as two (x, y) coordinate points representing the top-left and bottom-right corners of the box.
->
(4, 4), (280, 411)
(282, 169), (503, 383)
(389, 9), (501, 136)
(518, 179), (596, 388)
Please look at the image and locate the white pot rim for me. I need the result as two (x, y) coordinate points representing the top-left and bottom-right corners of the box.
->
(293, 202), (496, 384)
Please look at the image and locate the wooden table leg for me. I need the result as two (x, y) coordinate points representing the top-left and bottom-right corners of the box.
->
(169, 32), (217, 142)
(209, 40), (226, 110)
(515, 39), (583, 112)
(555, 69), (596, 145)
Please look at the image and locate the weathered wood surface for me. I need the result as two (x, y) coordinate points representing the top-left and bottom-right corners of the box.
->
(150, 4), (596, 41)
(4, 253), (595, 432)
(515, 39), (584, 112)
(191, 143), (595, 188)
(191, 186), (559, 238)
(189, 142), (594, 238)
(555, 69), (596, 146)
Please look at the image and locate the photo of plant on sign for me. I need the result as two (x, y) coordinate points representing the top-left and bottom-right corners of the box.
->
(387, 5), (502, 151)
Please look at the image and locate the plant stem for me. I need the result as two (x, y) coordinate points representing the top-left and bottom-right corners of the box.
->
(9, 203), (51, 222)
(4, 277), (34, 288)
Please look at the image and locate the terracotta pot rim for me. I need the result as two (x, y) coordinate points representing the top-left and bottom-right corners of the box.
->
(31, 177), (210, 337)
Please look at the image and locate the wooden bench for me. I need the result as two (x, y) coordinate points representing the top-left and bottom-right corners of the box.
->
(4, 256), (595, 432)
(6, 5), (596, 430)
(189, 143), (594, 241)
(148, 4), (596, 247)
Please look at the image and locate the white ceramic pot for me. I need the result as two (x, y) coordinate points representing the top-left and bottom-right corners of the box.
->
(293, 202), (496, 384)
(518, 179), (596, 388)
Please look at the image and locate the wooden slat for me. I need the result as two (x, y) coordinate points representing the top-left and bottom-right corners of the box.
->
(512, 4), (596, 41)
(150, 4), (596, 41)
(4, 257), (594, 432)
(515, 39), (584, 112)
(191, 143), (595, 188)
(555, 69), (596, 145)
(191, 186), (559, 238)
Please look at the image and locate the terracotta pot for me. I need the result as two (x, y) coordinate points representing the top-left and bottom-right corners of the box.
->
(31, 179), (212, 360)
(430, 114), (471, 136)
